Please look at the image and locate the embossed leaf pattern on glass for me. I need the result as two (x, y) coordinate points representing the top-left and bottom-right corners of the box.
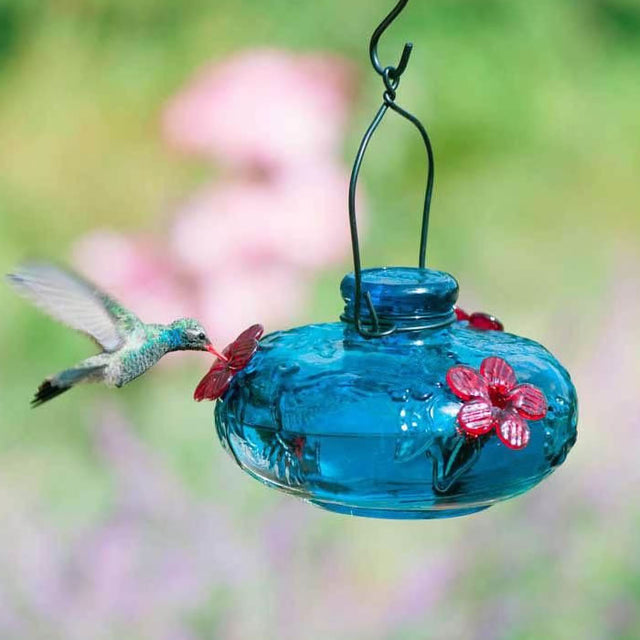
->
(430, 433), (488, 495)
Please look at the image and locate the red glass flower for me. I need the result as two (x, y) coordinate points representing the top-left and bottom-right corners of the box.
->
(194, 324), (264, 401)
(455, 306), (503, 331)
(445, 356), (547, 450)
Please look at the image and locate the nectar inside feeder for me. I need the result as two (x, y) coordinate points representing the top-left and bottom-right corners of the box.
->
(206, 0), (578, 519)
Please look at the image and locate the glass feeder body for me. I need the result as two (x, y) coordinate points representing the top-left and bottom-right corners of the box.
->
(215, 268), (578, 519)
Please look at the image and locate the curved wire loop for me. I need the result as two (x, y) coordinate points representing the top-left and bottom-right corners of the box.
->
(348, 0), (435, 338)
(369, 0), (413, 80)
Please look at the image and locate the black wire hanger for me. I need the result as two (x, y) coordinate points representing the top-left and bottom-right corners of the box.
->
(348, 0), (435, 338)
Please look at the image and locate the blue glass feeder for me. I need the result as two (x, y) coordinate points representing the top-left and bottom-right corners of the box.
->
(210, 0), (578, 519)
(215, 268), (577, 519)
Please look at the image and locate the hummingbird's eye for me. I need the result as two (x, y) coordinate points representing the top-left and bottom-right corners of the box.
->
(197, 332), (206, 340)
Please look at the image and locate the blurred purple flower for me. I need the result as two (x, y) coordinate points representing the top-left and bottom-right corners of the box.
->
(381, 555), (457, 629)
(0, 406), (255, 639)
(569, 262), (640, 513)
(163, 49), (356, 171)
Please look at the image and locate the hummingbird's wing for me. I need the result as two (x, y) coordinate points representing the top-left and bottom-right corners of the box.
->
(6, 262), (140, 352)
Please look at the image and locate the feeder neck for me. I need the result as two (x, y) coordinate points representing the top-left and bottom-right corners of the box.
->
(340, 267), (458, 332)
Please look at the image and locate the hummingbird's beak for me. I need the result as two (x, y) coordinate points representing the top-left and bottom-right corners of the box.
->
(206, 343), (228, 362)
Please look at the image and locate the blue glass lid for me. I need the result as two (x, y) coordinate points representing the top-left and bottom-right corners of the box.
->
(340, 267), (459, 330)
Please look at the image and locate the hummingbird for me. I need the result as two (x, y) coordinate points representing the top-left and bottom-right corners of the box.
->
(6, 262), (222, 407)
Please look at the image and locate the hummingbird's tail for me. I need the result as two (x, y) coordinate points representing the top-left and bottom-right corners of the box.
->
(32, 364), (106, 407)
(32, 380), (72, 406)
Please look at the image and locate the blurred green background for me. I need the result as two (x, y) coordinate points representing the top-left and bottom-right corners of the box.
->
(0, 1), (639, 638)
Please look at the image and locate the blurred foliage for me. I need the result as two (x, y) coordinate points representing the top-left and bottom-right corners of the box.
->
(0, 1), (638, 639)
(0, 0), (638, 289)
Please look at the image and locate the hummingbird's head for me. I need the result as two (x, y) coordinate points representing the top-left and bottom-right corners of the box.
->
(170, 318), (215, 352)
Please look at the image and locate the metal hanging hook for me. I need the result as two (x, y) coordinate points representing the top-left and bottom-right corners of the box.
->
(348, 0), (436, 339)
(369, 0), (413, 80)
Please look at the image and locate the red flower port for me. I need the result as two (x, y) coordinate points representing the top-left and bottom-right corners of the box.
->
(455, 306), (504, 331)
(446, 356), (547, 450)
(194, 324), (264, 401)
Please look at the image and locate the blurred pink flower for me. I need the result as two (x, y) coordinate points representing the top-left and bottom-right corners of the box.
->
(197, 264), (306, 345)
(73, 48), (364, 357)
(73, 231), (193, 325)
(163, 49), (356, 170)
(170, 163), (354, 276)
